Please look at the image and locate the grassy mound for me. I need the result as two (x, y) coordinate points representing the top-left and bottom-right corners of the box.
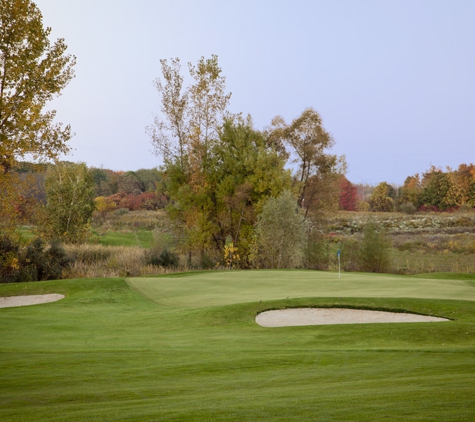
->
(1, 271), (474, 421)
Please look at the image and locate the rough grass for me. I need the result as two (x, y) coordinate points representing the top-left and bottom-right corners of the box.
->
(317, 210), (475, 274)
(63, 244), (172, 278)
(1, 271), (474, 421)
(92, 209), (174, 233)
(91, 229), (154, 247)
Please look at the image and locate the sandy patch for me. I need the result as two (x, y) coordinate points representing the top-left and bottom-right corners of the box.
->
(0, 294), (65, 309)
(256, 308), (449, 327)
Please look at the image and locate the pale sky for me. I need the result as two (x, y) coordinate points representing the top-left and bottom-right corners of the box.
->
(36, 0), (474, 185)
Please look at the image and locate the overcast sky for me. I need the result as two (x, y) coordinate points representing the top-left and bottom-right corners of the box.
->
(36, 0), (474, 185)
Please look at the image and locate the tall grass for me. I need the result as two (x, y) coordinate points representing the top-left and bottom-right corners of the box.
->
(63, 244), (174, 278)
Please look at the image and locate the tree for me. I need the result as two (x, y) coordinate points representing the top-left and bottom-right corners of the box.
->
(468, 179), (475, 207)
(117, 171), (144, 195)
(339, 176), (358, 211)
(147, 55), (231, 170)
(0, 0), (76, 174)
(42, 162), (95, 243)
(163, 115), (291, 259)
(419, 167), (450, 210)
(359, 222), (392, 273)
(399, 174), (421, 206)
(444, 167), (462, 209)
(456, 163), (475, 205)
(0, 167), (41, 233)
(135, 168), (161, 192)
(255, 190), (308, 269)
(267, 108), (345, 215)
(369, 182), (395, 212)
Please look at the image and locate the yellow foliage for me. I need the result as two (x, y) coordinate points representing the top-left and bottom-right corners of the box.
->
(94, 196), (117, 213)
(356, 201), (370, 212)
(223, 242), (240, 268)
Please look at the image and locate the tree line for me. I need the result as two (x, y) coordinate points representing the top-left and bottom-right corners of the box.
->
(1, 1), (474, 279)
(352, 164), (475, 213)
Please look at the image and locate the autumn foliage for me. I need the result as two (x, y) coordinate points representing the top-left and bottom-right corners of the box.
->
(101, 192), (167, 212)
(339, 176), (358, 211)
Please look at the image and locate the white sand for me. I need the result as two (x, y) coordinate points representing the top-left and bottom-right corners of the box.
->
(0, 294), (65, 308)
(256, 308), (449, 327)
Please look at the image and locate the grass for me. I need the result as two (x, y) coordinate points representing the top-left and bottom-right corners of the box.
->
(92, 229), (154, 247)
(1, 270), (475, 421)
(15, 225), (36, 243)
(62, 244), (169, 278)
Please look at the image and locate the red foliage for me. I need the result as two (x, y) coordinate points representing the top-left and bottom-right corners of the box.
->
(418, 205), (440, 213)
(103, 192), (167, 211)
(107, 192), (126, 207)
(339, 176), (358, 211)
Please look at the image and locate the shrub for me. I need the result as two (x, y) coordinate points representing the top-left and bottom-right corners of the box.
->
(145, 248), (179, 268)
(94, 196), (117, 214)
(199, 252), (216, 270)
(21, 238), (70, 281)
(42, 163), (95, 243)
(356, 201), (370, 212)
(418, 205), (439, 213)
(399, 202), (417, 214)
(1, 236), (69, 282)
(0, 235), (21, 283)
(359, 222), (392, 273)
(255, 191), (307, 269)
(340, 238), (360, 271)
(305, 233), (332, 270)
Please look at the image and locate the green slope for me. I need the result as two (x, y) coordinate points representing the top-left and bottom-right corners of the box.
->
(0, 271), (474, 421)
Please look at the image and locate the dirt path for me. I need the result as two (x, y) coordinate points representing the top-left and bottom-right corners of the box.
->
(0, 294), (65, 308)
(256, 308), (449, 327)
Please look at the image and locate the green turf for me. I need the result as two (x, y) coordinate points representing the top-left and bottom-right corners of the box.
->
(1, 271), (474, 421)
(94, 230), (153, 247)
(128, 270), (475, 308)
(15, 225), (36, 243)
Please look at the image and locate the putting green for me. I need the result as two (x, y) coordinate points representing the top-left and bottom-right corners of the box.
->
(127, 270), (475, 309)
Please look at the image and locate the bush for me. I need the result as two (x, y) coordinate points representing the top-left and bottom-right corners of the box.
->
(305, 233), (332, 270)
(359, 222), (392, 273)
(0, 235), (21, 283)
(42, 163), (95, 243)
(255, 191), (307, 269)
(340, 238), (360, 271)
(145, 248), (179, 268)
(418, 205), (440, 213)
(21, 238), (70, 281)
(0, 236), (69, 282)
(199, 252), (216, 270)
(399, 202), (417, 214)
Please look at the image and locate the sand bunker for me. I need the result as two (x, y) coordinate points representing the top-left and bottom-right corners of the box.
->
(0, 294), (65, 309)
(256, 308), (449, 327)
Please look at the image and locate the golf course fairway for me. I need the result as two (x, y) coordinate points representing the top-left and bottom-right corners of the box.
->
(1, 270), (474, 421)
